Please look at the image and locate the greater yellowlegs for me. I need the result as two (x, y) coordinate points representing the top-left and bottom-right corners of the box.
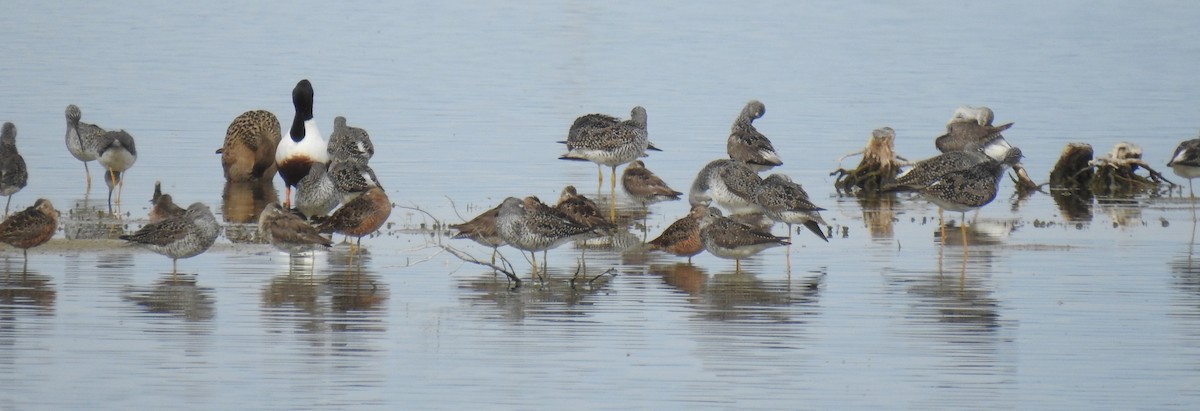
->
(217, 110), (281, 183)
(64, 104), (106, 190)
(727, 100), (782, 171)
(1169, 136), (1200, 198)
(0, 199), (58, 261)
(275, 79), (329, 209)
(451, 204), (505, 264)
(648, 204), (707, 263)
(294, 162), (339, 219)
(560, 106), (650, 221)
(904, 148), (1023, 246)
(495, 196), (597, 277)
(120, 202), (220, 273)
(328, 116), (374, 162)
(621, 160), (681, 237)
(149, 181), (185, 223)
(689, 159), (765, 215)
(258, 202), (332, 268)
(96, 130), (137, 212)
(327, 156), (383, 205)
(0, 122), (28, 216)
(698, 207), (789, 272)
(316, 186), (391, 256)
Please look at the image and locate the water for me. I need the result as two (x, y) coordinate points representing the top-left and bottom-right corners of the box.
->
(1, 0), (1200, 409)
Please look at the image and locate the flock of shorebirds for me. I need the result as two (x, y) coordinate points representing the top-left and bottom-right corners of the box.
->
(1, 78), (1199, 277)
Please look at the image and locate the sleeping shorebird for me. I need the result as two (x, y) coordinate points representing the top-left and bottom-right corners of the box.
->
(648, 204), (707, 263)
(258, 203), (332, 270)
(560, 106), (651, 221)
(0, 199), (58, 262)
(120, 202), (221, 274)
(96, 130), (137, 212)
(698, 207), (789, 273)
(689, 159), (765, 215)
(317, 186), (391, 259)
(0, 122), (28, 216)
(727, 100), (782, 171)
(149, 181), (186, 223)
(495, 196), (597, 277)
(217, 110), (282, 183)
(621, 160), (681, 238)
(328, 116), (374, 162)
(275, 79), (329, 209)
(294, 162), (340, 219)
(451, 203), (505, 265)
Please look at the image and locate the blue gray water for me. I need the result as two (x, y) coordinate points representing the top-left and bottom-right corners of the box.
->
(1, 1), (1199, 409)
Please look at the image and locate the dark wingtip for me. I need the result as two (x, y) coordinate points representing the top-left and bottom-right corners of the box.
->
(803, 221), (829, 242)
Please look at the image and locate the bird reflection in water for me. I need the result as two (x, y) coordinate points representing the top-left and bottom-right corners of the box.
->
(327, 257), (388, 332)
(855, 193), (898, 239)
(123, 273), (216, 322)
(222, 180), (278, 243)
(0, 265), (56, 312)
(695, 268), (824, 323)
(455, 267), (616, 321)
(649, 263), (707, 297)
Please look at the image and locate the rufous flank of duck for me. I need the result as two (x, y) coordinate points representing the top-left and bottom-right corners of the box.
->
(64, 104), (107, 189)
(698, 206), (789, 272)
(316, 186), (391, 249)
(1168, 136), (1200, 197)
(0, 198), (58, 260)
(149, 181), (186, 223)
(753, 173), (829, 243)
(328, 116), (374, 162)
(120, 202), (221, 273)
(275, 79), (329, 209)
(294, 161), (340, 219)
(727, 100), (782, 172)
(258, 202), (332, 257)
(96, 129), (137, 211)
(648, 204), (707, 263)
(0, 122), (28, 215)
(689, 158), (765, 215)
(217, 110), (282, 183)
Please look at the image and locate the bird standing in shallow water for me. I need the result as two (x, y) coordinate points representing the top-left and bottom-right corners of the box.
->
(648, 204), (707, 263)
(451, 204), (505, 265)
(64, 104), (106, 190)
(752, 173), (829, 269)
(495, 196), (597, 277)
(259, 203), (332, 270)
(727, 100), (782, 171)
(96, 130), (137, 212)
(0, 122), (28, 216)
(1168, 136), (1200, 199)
(698, 207), (789, 273)
(120, 202), (220, 274)
(149, 181), (185, 223)
(217, 110), (282, 183)
(560, 106), (651, 221)
(0, 199), (58, 262)
(317, 186), (391, 259)
(621, 160), (681, 238)
(275, 80), (329, 209)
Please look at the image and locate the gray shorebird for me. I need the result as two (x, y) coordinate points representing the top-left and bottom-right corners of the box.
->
(149, 181), (186, 223)
(120, 202), (221, 273)
(258, 203), (332, 268)
(216, 110), (282, 183)
(275, 79), (329, 209)
(560, 106), (651, 221)
(698, 207), (789, 272)
(1168, 136), (1200, 198)
(495, 196), (597, 277)
(893, 148), (1023, 246)
(450, 204), (505, 265)
(754, 173), (829, 243)
(935, 106), (1014, 160)
(689, 159), (765, 215)
(727, 100), (782, 171)
(317, 186), (391, 256)
(0, 122), (28, 216)
(64, 104), (106, 189)
(328, 116), (374, 162)
(294, 162), (340, 219)
(621, 160), (682, 238)
(648, 204), (707, 263)
(96, 130), (137, 212)
(327, 156), (383, 205)
(0, 199), (58, 261)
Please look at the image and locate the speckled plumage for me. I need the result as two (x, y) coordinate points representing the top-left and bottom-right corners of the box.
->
(689, 159), (765, 215)
(496, 196), (596, 254)
(554, 185), (613, 231)
(120, 202), (220, 272)
(149, 181), (186, 223)
(217, 110), (282, 182)
(317, 186), (391, 242)
(753, 173), (828, 242)
(1168, 138), (1200, 178)
(889, 149), (993, 191)
(328, 116), (374, 162)
(0, 199), (58, 259)
(914, 148), (1024, 213)
(648, 204), (707, 262)
(327, 157), (383, 204)
(258, 203), (332, 255)
(727, 100), (782, 171)
(64, 104), (107, 187)
(0, 122), (28, 215)
(698, 207), (789, 265)
(294, 162), (340, 219)
(935, 106), (1014, 160)
(560, 106), (650, 167)
(622, 160), (682, 207)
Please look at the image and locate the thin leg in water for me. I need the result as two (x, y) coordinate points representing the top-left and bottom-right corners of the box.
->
(609, 165), (618, 222)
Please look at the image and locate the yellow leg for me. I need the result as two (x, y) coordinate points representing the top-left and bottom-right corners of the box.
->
(84, 162), (92, 191)
(641, 203), (649, 242)
(530, 251), (538, 278)
(785, 223), (792, 272)
(609, 166), (617, 222)
(597, 164), (604, 194)
(938, 208), (945, 245)
(961, 212), (969, 259)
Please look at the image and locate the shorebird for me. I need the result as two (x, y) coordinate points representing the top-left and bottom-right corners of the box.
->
(689, 159), (765, 215)
(258, 203), (332, 269)
(698, 207), (789, 272)
(327, 156), (383, 205)
(294, 162), (340, 219)
(96, 130), (137, 212)
(935, 105), (1014, 161)
(754, 173), (828, 242)
(317, 186), (391, 256)
(621, 160), (682, 237)
(495, 196), (597, 277)
(560, 106), (651, 221)
(216, 110), (282, 183)
(728, 100), (782, 171)
(554, 185), (613, 232)
(120, 202), (221, 273)
(328, 116), (374, 162)
(648, 204), (707, 263)
(1168, 136), (1200, 198)
(149, 181), (186, 223)
(450, 204), (505, 265)
(64, 104), (106, 190)
(275, 79), (329, 209)
(0, 122), (28, 216)
(0, 199), (58, 261)
(886, 141), (997, 238)
(894, 148), (1023, 247)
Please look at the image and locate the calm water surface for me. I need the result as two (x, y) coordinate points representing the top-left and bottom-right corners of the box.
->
(2, 1), (1200, 409)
